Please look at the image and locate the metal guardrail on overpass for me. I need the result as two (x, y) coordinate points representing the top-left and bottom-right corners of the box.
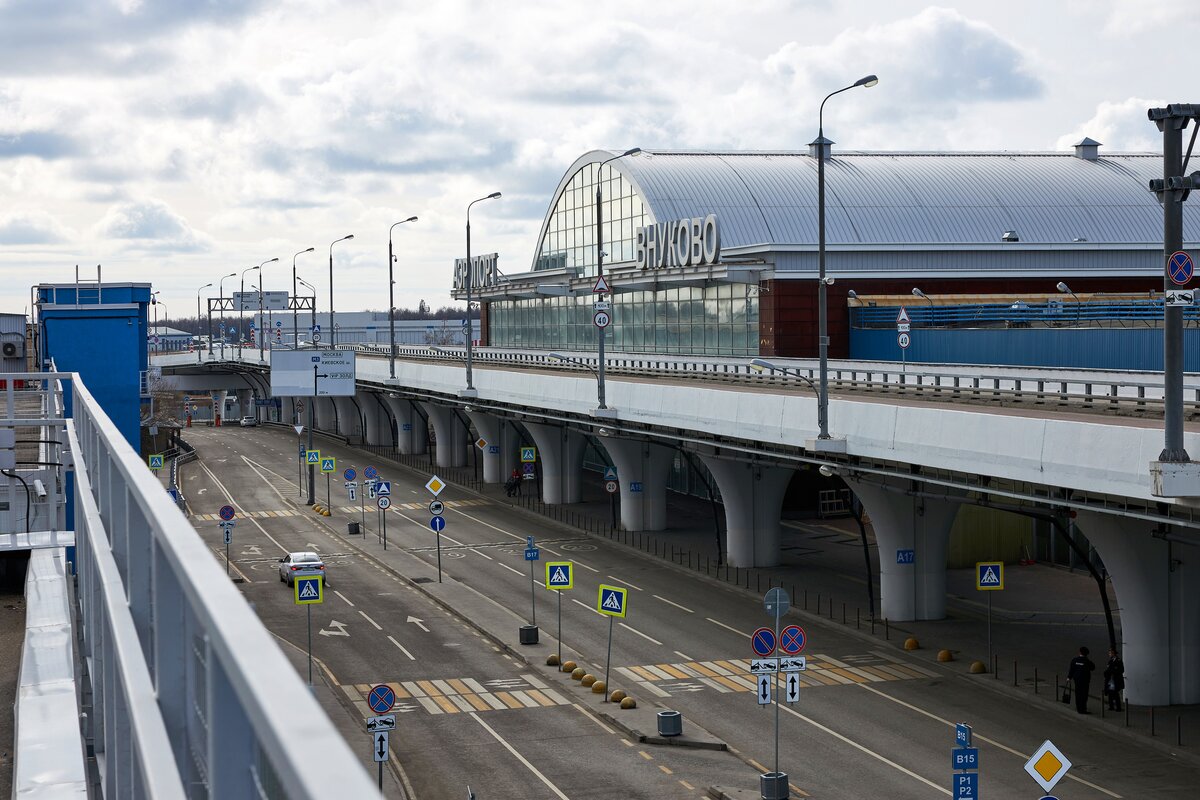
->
(41, 371), (377, 799)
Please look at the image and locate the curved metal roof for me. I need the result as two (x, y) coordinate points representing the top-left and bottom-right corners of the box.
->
(542, 148), (1196, 253)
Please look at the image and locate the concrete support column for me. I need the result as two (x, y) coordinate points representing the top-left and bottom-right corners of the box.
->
(500, 421), (522, 479)
(280, 398), (295, 425)
(1075, 511), (1200, 705)
(522, 422), (588, 504)
(332, 396), (360, 440)
(466, 411), (504, 484)
(314, 397), (337, 433)
(235, 389), (252, 419)
(699, 457), (794, 567)
(210, 390), (228, 426)
(362, 395), (391, 446)
(597, 438), (674, 531)
(421, 403), (468, 468)
(384, 396), (427, 454)
(848, 478), (961, 621)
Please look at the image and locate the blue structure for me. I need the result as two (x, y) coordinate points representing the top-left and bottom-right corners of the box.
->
(36, 280), (151, 449)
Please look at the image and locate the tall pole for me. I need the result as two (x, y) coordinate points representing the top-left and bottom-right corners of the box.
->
(329, 235), (354, 347)
(308, 365), (317, 505)
(299, 278), (317, 339)
(239, 265), (258, 359)
(1159, 111), (1190, 462)
(594, 148), (640, 411)
(464, 193), (501, 394)
(389, 217), (418, 380)
(256, 257), (278, 363)
(196, 283), (211, 364)
(816, 75), (877, 441)
(293, 248), (313, 349)
(218, 272), (235, 360)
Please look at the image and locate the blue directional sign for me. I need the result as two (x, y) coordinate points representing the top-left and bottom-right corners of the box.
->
(629, 481), (643, 493)
(524, 547), (540, 561)
(1169, 250), (1194, 286)
(603, 466), (618, 481)
(952, 772), (978, 798)
(896, 549), (915, 564)
(367, 684), (395, 715)
(376, 481), (391, 496)
(344, 467), (357, 481)
(751, 627), (777, 657)
(312, 324), (322, 333)
(429, 515), (446, 532)
(955, 723), (972, 747)
(952, 748), (979, 770)
(487, 445), (500, 455)
(364, 465), (378, 479)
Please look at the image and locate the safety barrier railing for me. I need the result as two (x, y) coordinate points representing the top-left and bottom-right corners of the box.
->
(68, 375), (376, 799)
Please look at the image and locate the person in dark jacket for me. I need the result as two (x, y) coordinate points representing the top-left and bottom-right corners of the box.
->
(1067, 646), (1096, 714)
(1104, 648), (1125, 711)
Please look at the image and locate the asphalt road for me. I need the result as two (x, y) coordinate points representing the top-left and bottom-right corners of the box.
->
(180, 424), (1196, 799)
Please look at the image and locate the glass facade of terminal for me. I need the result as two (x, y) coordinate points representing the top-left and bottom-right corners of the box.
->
(534, 162), (648, 273)
(488, 284), (760, 356)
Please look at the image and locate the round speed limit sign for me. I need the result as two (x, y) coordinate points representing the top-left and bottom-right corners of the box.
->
(897, 332), (911, 349)
(377, 496), (391, 510)
(605, 480), (618, 494)
(593, 310), (611, 329)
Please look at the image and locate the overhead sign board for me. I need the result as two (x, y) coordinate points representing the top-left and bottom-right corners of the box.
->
(270, 349), (357, 397)
(233, 290), (289, 311)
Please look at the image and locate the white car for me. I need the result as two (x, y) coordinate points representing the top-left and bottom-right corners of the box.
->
(278, 552), (327, 586)
(239, 416), (258, 427)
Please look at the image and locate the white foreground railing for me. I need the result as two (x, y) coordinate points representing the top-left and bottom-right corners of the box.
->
(68, 375), (377, 799)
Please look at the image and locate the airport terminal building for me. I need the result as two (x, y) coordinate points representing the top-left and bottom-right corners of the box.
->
(456, 142), (1198, 361)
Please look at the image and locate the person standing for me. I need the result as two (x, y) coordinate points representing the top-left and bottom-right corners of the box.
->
(1067, 646), (1096, 714)
(1104, 648), (1125, 711)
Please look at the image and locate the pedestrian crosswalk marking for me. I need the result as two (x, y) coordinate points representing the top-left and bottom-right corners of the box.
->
(618, 655), (931, 697)
(349, 676), (572, 717)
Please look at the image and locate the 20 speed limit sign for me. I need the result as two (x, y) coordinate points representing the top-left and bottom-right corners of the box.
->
(377, 496), (391, 510)
(593, 310), (611, 328)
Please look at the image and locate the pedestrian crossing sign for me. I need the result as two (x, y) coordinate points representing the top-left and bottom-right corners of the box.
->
(320, 457), (336, 473)
(545, 561), (573, 590)
(597, 584), (628, 617)
(294, 575), (323, 605)
(306, 450), (321, 464)
(148, 454), (164, 470)
(521, 447), (537, 463)
(976, 561), (1005, 591)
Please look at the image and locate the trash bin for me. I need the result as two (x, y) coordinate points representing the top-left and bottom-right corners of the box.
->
(760, 771), (789, 800)
(347, 521), (360, 536)
(657, 710), (682, 737)
(519, 624), (539, 645)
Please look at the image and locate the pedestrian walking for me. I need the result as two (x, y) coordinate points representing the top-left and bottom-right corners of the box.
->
(1104, 648), (1125, 711)
(1067, 646), (1096, 714)
(505, 467), (522, 497)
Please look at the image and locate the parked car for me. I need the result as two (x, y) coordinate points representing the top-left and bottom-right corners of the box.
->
(278, 552), (327, 586)
(239, 416), (258, 427)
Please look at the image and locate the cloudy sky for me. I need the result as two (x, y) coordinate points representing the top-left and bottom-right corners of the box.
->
(1, 0), (1196, 319)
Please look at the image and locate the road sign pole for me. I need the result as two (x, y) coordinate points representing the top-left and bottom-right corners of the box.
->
(557, 590), (563, 663)
(225, 537), (230, 577)
(378, 761), (382, 792)
(529, 558), (537, 625)
(360, 485), (365, 532)
(774, 602), (781, 780)
(604, 616), (614, 703)
(436, 530), (443, 583)
(326, 472), (331, 509)
(297, 430), (302, 497)
(382, 504), (388, 550)
(307, 603), (313, 686)
(987, 592), (993, 674)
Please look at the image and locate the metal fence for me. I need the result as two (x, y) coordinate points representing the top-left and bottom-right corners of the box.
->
(67, 373), (377, 799)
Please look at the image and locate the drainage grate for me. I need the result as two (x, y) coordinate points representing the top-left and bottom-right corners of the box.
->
(412, 577), (433, 584)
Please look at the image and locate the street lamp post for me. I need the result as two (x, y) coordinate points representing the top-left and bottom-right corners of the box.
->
(815, 74), (877, 445)
(257, 257), (279, 363)
(150, 291), (160, 353)
(218, 272), (236, 359)
(293, 248), (314, 349)
(196, 283), (212, 363)
(911, 287), (934, 325)
(464, 192), (502, 396)
(388, 216), (419, 380)
(298, 278), (318, 341)
(239, 265), (259, 358)
(329, 235), (354, 346)
(594, 148), (640, 412)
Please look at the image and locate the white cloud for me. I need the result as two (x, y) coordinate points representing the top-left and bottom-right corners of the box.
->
(95, 199), (211, 252)
(1055, 97), (1166, 152)
(1104, 0), (1194, 34)
(0, 210), (73, 244)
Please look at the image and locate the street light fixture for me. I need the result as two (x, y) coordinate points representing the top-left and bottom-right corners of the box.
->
(464, 192), (502, 396)
(1057, 281), (1082, 325)
(388, 216), (419, 381)
(748, 357), (818, 394)
(593, 147), (640, 413)
(257, 257), (279, 363)
(329, 235), (354, 346)
(218, 272), (236, 359)
(150, 291), (161, 352)
(815, 74), (878, 448)
(196, 282), (212, 363)
(293, 248), (314, 349)
(297, 277), (318, 343)
(239, 265), (259, 358)
(912, 286), (933, 325)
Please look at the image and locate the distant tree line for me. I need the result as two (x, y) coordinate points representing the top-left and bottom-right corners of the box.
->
(158, 303), (474, 335)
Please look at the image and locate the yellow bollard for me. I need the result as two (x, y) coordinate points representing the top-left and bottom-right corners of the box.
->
(937, 649), (954, 662)
(619, 696), (637, 709)
(904, 637), (920, 651)
(591, 680), (606, 694)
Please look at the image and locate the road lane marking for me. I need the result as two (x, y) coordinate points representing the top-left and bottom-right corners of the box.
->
(333, 590), (355, 606)
(358, 610), (382, 630)
(674, 651), (693, 662)
(778, 701), (949, 795)
(606, 575), (642, 590)
(470, 712), (570, 800)
(853, 682), (1122, 797)
(653, 594), (693, 613)
(706, 617), (748, 637)
(470, 548), (494, 560)
(196, 459), (292, 554)
(498, 562), (523, 576)
(571, 597), (603, 616)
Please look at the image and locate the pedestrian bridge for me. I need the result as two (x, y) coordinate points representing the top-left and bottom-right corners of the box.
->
(156, 346), (1200, 707)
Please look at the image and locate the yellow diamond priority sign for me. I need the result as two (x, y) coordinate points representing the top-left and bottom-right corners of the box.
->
(425, 475), (446, 497)
(1024, 739), (1071, 793)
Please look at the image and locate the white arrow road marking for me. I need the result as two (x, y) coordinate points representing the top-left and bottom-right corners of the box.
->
(387, 635), (415, 661)
(318, 620), (349, 637)
(241, 545), (262, 556)
(306, 542), (321, 550)
(407, 616), (429, 632)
